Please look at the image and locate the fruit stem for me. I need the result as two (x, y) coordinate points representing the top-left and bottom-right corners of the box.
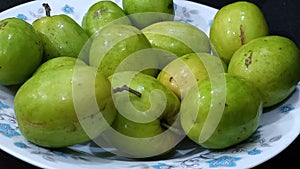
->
(113, 85), (142, 98)
(42, 3), (51, 17)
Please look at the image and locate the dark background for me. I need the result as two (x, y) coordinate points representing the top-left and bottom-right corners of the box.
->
(0, 0), (299, 168)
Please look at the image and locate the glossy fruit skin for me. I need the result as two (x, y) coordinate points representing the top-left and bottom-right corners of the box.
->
(110, 71), (180, 124)
(180, 73), (263, 149)
(142, 21), (211, 57)
(210, 1), (268, 64)
(123, 0), (174, 15)
(122, 0), (174, 29)
(32, 14), (89, 60)
(157, 52), (227, 99)
(228, 36), (300, 107)
(14, 65), (117, 148)
(82, 1), (131, 36)
(89, 24), (157, 78)
(97, 71), (183, 158)
(33, 56), (86, 76)
(0, 17), (43, 85)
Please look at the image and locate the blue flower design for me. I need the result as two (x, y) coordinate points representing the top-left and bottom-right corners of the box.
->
(248, 148), (262, 155)
(208, 19), (213, 27)
(152, 163), (172, 169)
(16, 14), (27, 20)
(14, 142), (30, 149)
(207, 156), (241, 168)
(52, 151), (70, 158)
(62, 4), (74, 14)
(0, 101), (9, 109)
(174, 3), (178, 10)
(0, 123), (20, 138)
(185, 19), (194, 23)
(279, 104), (295, 114)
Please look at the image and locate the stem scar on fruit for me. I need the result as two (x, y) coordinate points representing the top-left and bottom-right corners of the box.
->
(168, 3), (174, 10)
(245, 51), (253, 68)
(93, 7), (107, 17)
(42, 3), (51, 17)
(0, 21), (8, 30)
(169, 76), (174, 83)
(240, 24), (246, 45)
(113, 85), (142, 98)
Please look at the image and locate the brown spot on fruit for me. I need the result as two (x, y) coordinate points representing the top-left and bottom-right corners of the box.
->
(0, 21), (8, 30)
(240, 24), (246, 45)
(22, 118), (47, 127)
(66, 123), (77, 133)
(245, 51), (253, 68)
(94, 7), (107, 18)
(168, 3), (174, 10)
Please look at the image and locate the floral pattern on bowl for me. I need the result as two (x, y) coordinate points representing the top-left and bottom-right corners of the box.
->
(0, 0), (299, 169)
(0, 89), (297, 169)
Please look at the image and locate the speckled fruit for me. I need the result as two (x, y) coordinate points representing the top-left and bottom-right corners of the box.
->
(209, 1), (269, 64)
(122, 0), (174, 29)
(228, 35), (300, 107)
(89, 24), (158, 77)
(157, 52), (227, 99)
(14, 65), (117, 148)
(97, 71), (182, 158)
(82, 1), (131, 36)
(180, 73), (263, 149)
(33, 56), (86, 76)
(0, 17), (43, 85)
(142, 21), (211, 57)
(32, 4), (89, 60)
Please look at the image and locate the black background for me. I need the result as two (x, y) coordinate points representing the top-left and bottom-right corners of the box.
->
(0, 0), (299, 168)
